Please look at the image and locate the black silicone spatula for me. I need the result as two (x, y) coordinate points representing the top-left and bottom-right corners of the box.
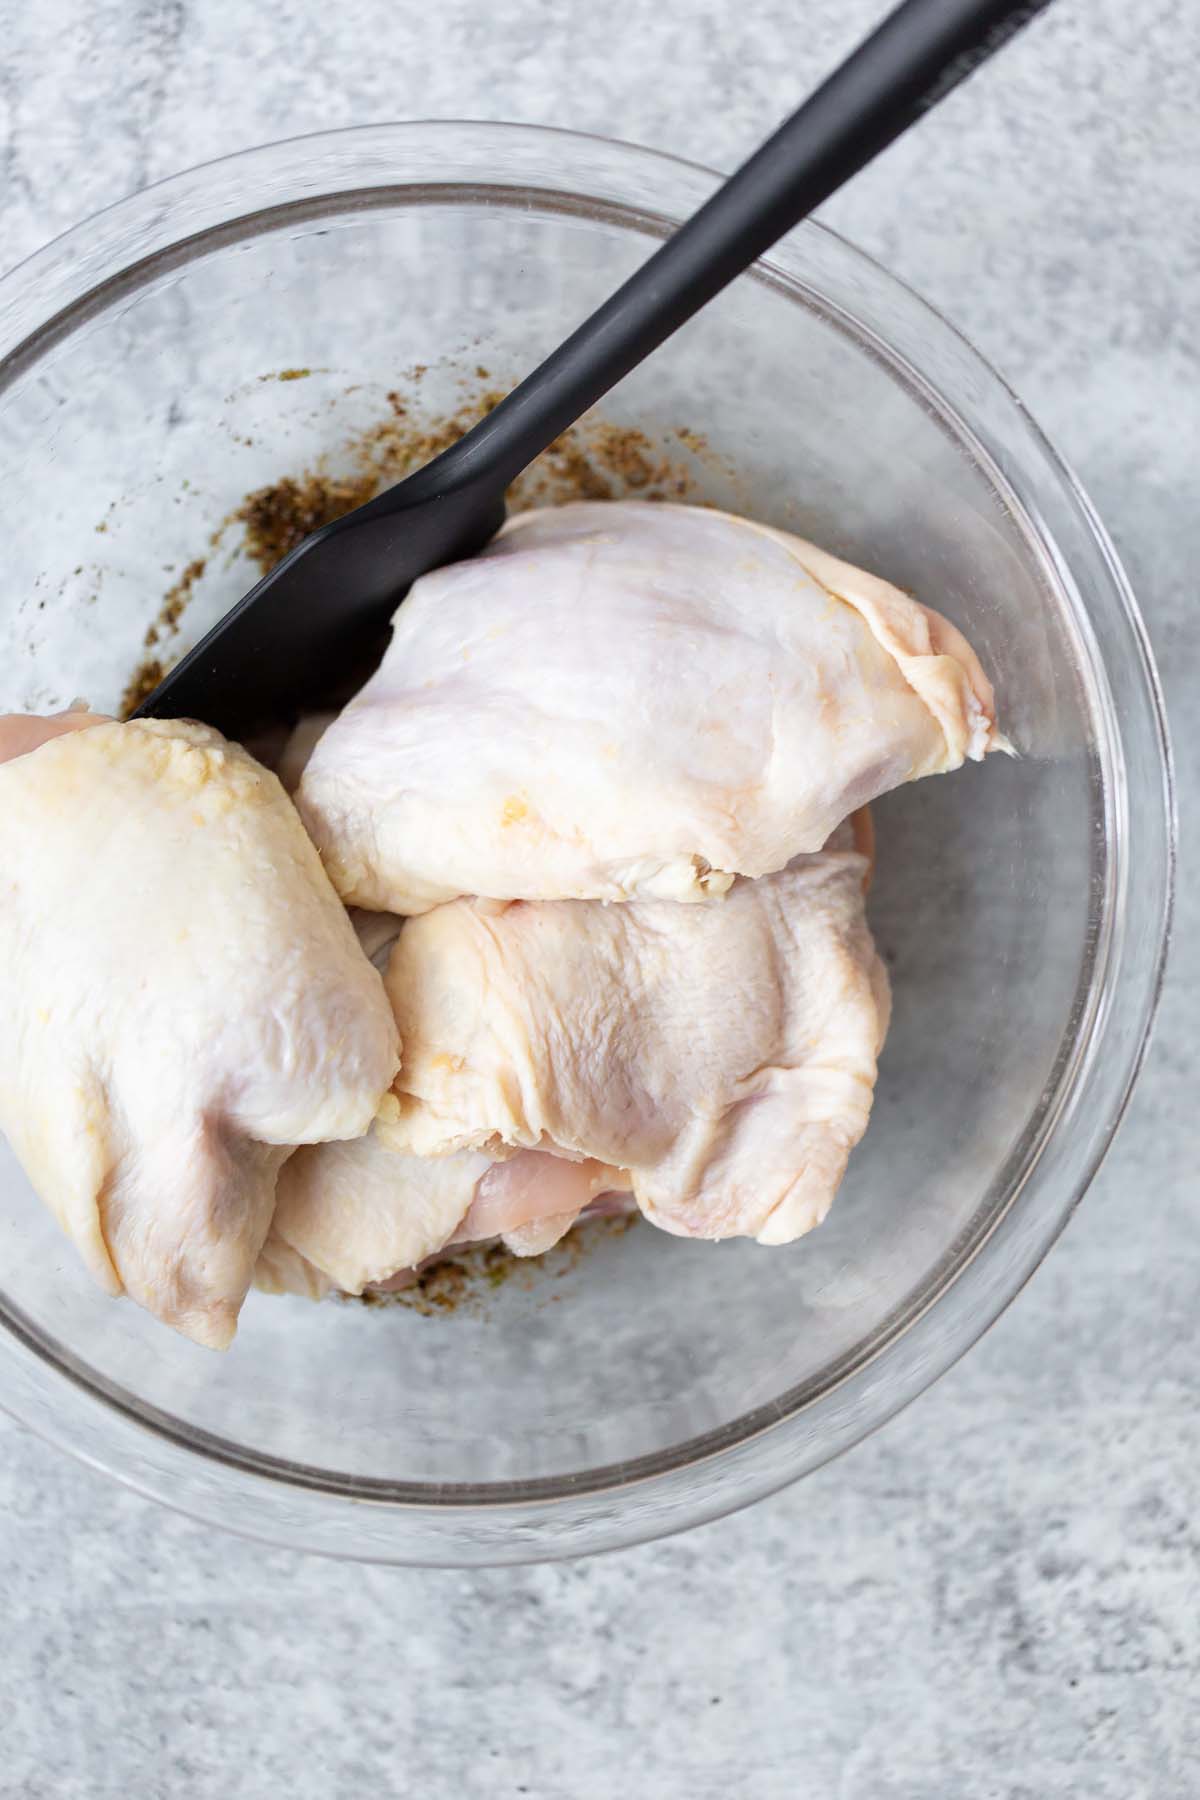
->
(136, 0), (1051, 738)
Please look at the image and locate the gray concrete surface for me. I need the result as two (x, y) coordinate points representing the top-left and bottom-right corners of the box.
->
(1, 1), (1197, 1794)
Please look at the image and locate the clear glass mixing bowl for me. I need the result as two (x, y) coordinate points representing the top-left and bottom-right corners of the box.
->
(0, 123), (1173, 1565)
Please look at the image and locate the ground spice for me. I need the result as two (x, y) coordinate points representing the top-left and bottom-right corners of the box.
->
(144, 557), (206, 649)
(349, 1212), (640, 1317)
(118, 657), (165, 718)
(118, 556), (208, 718)
(509, 418), (695, 509)
(235, 472), (378, 573)
(117, 373), (717, 745)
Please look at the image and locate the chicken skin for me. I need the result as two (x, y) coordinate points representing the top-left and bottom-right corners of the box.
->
(261, 1137), (626, 1295)
(378, 842), (889, 1245)
(0, 715), (400, 1346)
(297, 501), (1002, 915)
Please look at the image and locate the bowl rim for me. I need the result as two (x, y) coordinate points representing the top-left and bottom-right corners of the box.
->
(0, 119), (1176, 1565)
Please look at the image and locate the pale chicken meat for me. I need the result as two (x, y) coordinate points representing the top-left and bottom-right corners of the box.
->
(297, 500), (1003, 915)
(254, 1226), (337, 1302)
(458, 1151), (627, 1255)
(266, 1131), (491, 1295)
(262, 1137), (627, 1295)
(276, 710), (336, 796)
(0, 714), (400, 1347)
(379, 843), (890, 1244)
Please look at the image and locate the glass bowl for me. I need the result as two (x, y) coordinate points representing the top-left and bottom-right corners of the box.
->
(0, 122), (1173, 1565)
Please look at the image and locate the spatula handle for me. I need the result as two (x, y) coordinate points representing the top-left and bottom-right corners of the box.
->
(438, 0), (1051, 494)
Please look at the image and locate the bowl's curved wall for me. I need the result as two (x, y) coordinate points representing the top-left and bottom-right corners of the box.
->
(0, 124), (1172, 1562)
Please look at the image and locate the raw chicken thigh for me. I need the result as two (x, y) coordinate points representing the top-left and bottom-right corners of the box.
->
(297, 500), (1003, 915)
(262, 1136), (625, 1295)
(379, 842), (890, 1245)
(261, 817), (875, 1291)
(1, 493), (1002, 1343)
(0, 707), (101, 760)
(266, 1131), (491, 1295)
(0, 715), (400, 1346)
(458, 1151), (627, 1255)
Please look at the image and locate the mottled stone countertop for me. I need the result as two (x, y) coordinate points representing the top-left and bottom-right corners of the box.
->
(1, 1), (1196, 1794)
